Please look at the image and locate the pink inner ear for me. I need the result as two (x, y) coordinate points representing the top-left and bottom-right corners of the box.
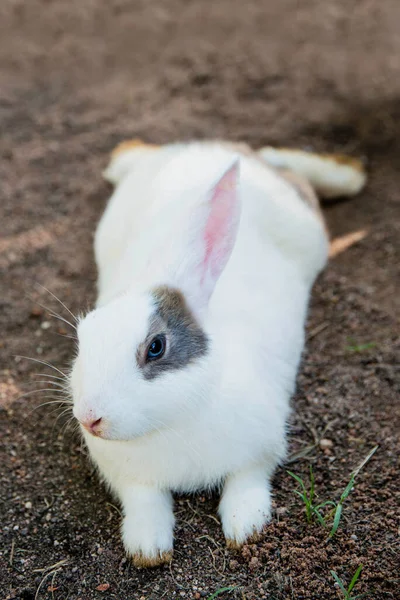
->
(203, 162), (239, 280)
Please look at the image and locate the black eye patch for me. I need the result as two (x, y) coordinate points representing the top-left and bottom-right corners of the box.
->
(137, 287), (209, 380)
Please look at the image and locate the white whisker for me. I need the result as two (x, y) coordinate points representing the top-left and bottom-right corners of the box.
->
(18, 389), (67, 400)
(27, 400), (72, 415)
(16, 356), (68, 378)
(28, 395), (71, 406)
(26, 290), (78, 333)
(60, 416), (79, 439)
(35, 283), (79, 324)
(54, 406), (74, 426)
(33, 380), (69, 390)
(54, 332), (77, 340)
(31, 299), (77, 332)
(34, 373), (68, 383)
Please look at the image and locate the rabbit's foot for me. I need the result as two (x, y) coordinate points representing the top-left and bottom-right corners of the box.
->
(219, 465), (271, 548)
(121, 486), (174, 568)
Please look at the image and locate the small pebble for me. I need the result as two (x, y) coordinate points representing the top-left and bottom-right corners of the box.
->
(41, 321), (51, 330)
(24, 501), (32, 509)
(249, 556), (260, 569)
(229, 559), (239, 570)
(319, 438), (334, 450)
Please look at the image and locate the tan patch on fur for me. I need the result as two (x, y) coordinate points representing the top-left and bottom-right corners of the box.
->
(226, 530), (264, 551)
(131, 550), (173, 568)
(210, 141), (327, 218)
(279, 169), (320, 210)
(265, 147), (366, 174)
(153, 286), (187, 317)
(278, 168), (327, 231)
(320, 152), (365, 173)
(111, 138), (159, 158)
(226, 538), (242, 551)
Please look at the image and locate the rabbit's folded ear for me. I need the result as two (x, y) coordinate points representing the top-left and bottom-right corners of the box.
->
(178, 160), (241, 315)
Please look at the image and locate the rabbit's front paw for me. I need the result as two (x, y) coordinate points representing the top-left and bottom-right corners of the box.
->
(219, 466), (271, 549)
(121, 487), (175, 567)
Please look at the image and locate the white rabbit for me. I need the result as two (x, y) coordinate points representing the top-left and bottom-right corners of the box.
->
(69, 139), (366, 567)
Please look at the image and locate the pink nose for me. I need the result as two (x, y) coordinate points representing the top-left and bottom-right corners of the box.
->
(80, 417), (103, 435)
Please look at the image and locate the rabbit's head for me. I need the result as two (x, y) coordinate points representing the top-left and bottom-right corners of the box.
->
(71, 161), (240, 441)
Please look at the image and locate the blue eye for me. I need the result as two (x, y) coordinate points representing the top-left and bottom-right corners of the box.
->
(146, 335), (166, 361)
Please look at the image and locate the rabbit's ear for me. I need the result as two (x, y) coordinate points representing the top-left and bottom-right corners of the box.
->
(179, 161), (241, 315)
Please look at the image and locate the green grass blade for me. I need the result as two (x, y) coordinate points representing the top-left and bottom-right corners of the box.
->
(340, 474), (356, 501)
(309, 464), (315, 504)
(329, 503), (343, 537)
(207, 587), (236, 600)
(316, 500), (336, 509)
(347, 565), (363, 594)
(293, 489), (306, 499)
(313, 508), (326, 526)
(305, 503), (312, 524)
(330, 570), (347, 594)
(287, 471), (303, 485)
(287, 471), (307, 495)
(346, 341), (376, 353)
(351, 445), (378, 479)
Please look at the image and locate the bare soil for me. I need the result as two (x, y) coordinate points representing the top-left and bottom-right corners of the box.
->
(0, 1), (399, 599)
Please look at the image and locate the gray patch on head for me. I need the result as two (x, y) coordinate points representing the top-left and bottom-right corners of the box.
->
(136, 286), (209, 380)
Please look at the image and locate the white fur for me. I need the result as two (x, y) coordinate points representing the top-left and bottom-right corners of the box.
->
(218, 464), (272, 544)
(121, 486), (175, 560)
(258, 146), (366, 198)
(70, 141), (330, 561)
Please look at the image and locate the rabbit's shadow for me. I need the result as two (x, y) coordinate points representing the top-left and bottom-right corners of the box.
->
(300, 96), (400, 239)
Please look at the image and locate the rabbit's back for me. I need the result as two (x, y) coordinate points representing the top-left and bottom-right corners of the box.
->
(95, 142), (328, 304)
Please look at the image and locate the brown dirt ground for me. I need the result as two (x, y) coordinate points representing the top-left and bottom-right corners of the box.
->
(0, 1), (399, 599)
